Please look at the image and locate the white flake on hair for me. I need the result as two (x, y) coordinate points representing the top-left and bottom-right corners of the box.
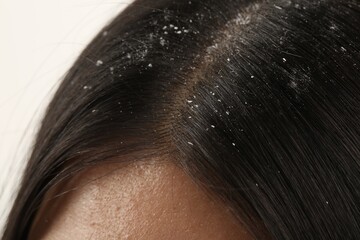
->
(160, 38), (166, 46)
(329, 23), (337, 30)
(206, 43), (219, 55)
(287, 67), (312, 93)
(149, 33), (154, 41)
(96, 60), (103, 66)
(279, 36), (285, 45)
(187, 141), (194, 146)
(235, 13), (251, 25)
(289, 81), (298, 89)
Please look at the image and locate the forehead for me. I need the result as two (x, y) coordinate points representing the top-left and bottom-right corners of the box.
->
(29, 160), (252, 240)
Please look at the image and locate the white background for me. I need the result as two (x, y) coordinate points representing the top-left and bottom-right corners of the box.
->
(0, 0), (132, 233)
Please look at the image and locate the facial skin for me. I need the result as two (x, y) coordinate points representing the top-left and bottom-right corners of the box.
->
(29, 158), (254, 240)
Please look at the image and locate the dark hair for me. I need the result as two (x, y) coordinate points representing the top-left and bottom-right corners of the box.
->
(2, 0), (360, 239)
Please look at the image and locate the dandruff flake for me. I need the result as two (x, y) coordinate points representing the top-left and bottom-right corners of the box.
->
(235, 13), (251, 25)
(160, 38), (166, 46)
(187, 141), (194, 146)
(96, 60), (103, 66)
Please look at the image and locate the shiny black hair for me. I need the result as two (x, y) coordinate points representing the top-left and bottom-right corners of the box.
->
(2, 0), (360, 239)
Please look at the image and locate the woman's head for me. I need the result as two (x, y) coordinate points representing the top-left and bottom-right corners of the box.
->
(2, 0), (360, 239)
